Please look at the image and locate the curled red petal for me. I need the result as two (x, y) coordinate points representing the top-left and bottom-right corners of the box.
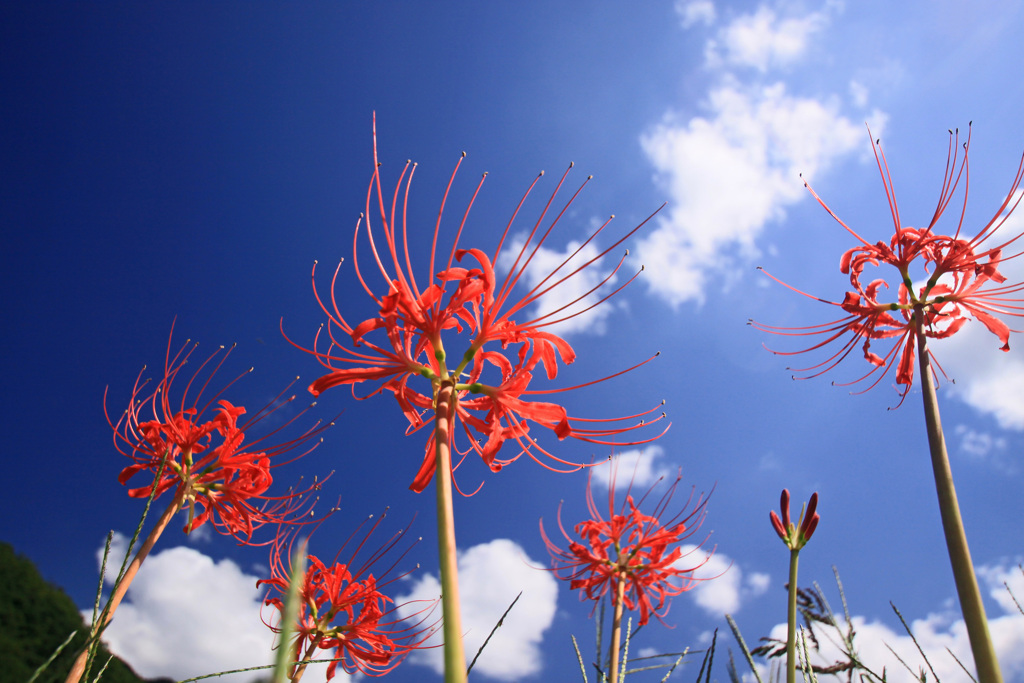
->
(779, 489), (791, 530)
(770, 510), (786, 541)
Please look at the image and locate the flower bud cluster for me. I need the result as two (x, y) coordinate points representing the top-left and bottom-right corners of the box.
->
(769, 489), (819, 551)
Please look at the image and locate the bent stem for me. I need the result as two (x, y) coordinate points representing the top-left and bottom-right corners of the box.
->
(785, 548), (799, 683)
(916, 327), (1003, 683)
(434, 380), (467, 683)
(64, 489), (186, 683)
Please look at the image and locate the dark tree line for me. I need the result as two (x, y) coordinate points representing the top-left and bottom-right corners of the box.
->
(0, 542), (146, 683)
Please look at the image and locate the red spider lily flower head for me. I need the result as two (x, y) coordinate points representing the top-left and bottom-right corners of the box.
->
(108, 326), (333, 543)
(285, 115), (668, 493)
(539, 458), (713, 626)
(752, 125), (1024, 406)
(258, 512), (437, 680)
(769, 489), (819, 551)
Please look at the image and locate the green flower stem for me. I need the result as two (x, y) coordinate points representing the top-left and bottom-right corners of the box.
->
(64, 489), (186, 683)
(785, 548), (799, 683)
(915, 327), (1003, 683)
(609, 578), (625, 683)
(273, 540), (308, 683)
(434, 380), (467, 683)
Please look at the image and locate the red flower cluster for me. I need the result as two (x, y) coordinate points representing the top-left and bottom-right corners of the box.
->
(109, 328), (330, 542)
(769, 489), (819, 551)
(287, 117), (667, 492)
(540, 463), (711, 626)
(258, 517), (435, 680)
(753, 126), (1024, 404)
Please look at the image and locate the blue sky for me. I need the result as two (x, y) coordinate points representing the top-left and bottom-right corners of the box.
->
(4, 1), (1024, 681)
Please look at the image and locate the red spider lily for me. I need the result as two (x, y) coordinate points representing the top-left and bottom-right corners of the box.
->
(769, 489), (819, 551)
(258, 515), (436, 680)
(540, 463), (712, 626)
(109, 327), (332, 542)
(752, 126), (1024, 405)
(286, 117), (668, 492)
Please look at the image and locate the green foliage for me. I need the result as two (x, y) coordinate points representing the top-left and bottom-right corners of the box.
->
(0, 542), (145, 683)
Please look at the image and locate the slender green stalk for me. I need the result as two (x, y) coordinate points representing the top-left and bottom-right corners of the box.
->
(28, 631), (79, 683)
(434, 380), (467, 683)
(178, 657), (350, 683)
(785, 548), (800, 683)
(915, 327), (1003, 683)
(467, 592), (521, 676)
(657, 648), (689, 683)
(725, 614), (764, 683)
(272, 539), (307, 683)
(797, 627), (816, 683)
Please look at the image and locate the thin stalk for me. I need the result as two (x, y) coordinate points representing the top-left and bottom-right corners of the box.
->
(467, 592), (521, 676)
(915, 326), (1003, 683)
(288, 639), (320, 683)
(609, 577), (625, 683)
(64, 489), (186, 683)
(785, 548), (800, 683)
(618, 617), (631, 683)
(571, 635), (589, 683)
(274, 540), (308, 683)
(725, 614), (764, 683)
(28, 631), (79, 683)
(434, 380), (467, 683)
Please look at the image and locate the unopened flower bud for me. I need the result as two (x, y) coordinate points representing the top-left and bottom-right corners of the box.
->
(779, 489), (791, 530)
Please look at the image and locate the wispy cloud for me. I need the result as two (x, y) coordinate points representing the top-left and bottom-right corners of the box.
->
(588, 445), (673, 490)
(704, 5), (830, 72)
(639, 81), (868, 306)
(679, 545), (769, 615)
(639, 1), (886, 307)
(396, 539), (558, 681)
(955, 424), (1010, 464)
(498, 226), (624, 336)
(675, 0), (716, 28)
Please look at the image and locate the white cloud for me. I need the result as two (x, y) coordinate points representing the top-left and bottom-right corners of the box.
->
(954, 364), (1024, 429)
(89, 533), (288, 683)
(679, 545), (769, 615)
(498, 229), (623, 336)
(849, 80), (870, 108)
(639, 80), (871, 306)
(185, 522), (214, 544)
(756, 561), (1024, 681)
(978, 560), (1024, 615)
(676, 0), (716, 29)
(757, 450), (782, 471)
(705, 6), (830, 72)
(746, 571), (771, 595)
(955, 424), (1009, 461)
(642, 2), (887, 308)
(396, 539), (558, 681)
(588, 445), (672, 490)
